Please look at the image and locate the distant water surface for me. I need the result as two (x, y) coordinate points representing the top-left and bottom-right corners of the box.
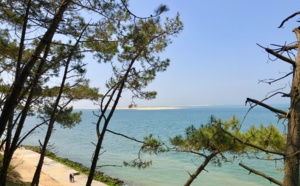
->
(22, 105), (287, 186)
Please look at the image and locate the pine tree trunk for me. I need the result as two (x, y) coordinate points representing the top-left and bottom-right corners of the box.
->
(86, 136), (103, 186)
(0, 0), (71, 138)
(283, 27), (300, 186)
(0, 117), (13, 185)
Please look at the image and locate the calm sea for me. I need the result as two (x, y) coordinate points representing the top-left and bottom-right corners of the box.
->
(22, 105), (288, 186)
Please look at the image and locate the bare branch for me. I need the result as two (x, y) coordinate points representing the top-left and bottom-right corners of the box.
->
(120, 0), (167, 20)
(17, 120), (48, 147)
(265, 88), (290, 99)
(257, 44), (296, 67)
(287, 150), (300, 158)
(278, 11), (300, 28)
(97, 164), (122, 168)
(106, 129), (144, 144)
(179, 150), (208, 158)
(271, 43), (298, 51)
(253, 154), (284, 161)
(239, 163), (283, 186)
(246, 98), (287, 116)
(259, 72), (293, 85)
(245, 87), (289, 127)
(71, 1), (110, 19)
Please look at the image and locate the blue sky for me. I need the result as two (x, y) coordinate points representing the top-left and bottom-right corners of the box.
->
(74, 1), (300, 109)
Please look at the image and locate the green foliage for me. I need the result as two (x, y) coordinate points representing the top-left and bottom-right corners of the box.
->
(141, 115), (286, 171)
(42, 83), (101, 101)
(142, 134), (168, 154)
(171, 116), (244, 154)
(0, 0), (183, 184)
(123, 159), (153, 169)
(54, 107), (82, 128)
(107, 12), (183, 101)
(135, 115), (286, 186)
(38, 106), (82, 128)
(0, 2), (24, 26)
(243, 124), (285, 153)
(171, 115), (286, 157)
(0, 29), (18, 61)
(123, 134), (169, 169)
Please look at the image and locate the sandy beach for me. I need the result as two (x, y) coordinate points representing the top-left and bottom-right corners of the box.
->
(10, 147), (107, 186)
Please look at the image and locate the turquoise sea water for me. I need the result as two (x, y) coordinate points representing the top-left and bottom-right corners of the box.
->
(22, 105), (287, 186)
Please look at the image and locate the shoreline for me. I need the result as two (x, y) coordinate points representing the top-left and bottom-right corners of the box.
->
(10, 147), (112, 186)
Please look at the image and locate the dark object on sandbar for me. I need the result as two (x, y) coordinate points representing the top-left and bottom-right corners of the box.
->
(69, 173), (74, 183)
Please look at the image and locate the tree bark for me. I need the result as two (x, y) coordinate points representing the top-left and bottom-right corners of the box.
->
(0, 21), (55, 183)
(87, 136), (104, 186)
(0, 0), (72, 138)
(0, 0), (31, 183)
(184, 151), (218, 186)
(31, 19), (87, 186)
(0, 117), (13, 185)
(239, 163), (282, 185)
(283, 27), (300, 186)
(86, 51), (141, 185)
(86, 80), (126, 185)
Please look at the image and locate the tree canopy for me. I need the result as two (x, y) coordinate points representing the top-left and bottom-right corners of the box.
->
(139, 115), (285, 186)
(0, 0), (183, 185)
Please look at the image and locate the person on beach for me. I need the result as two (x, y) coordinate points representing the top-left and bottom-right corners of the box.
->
(69, 173), (74, 183)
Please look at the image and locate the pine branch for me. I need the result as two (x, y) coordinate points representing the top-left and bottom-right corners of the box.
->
(106, 129), (144, 144)
(183, 151), (219, 186)
(239, 163), (282, 186)
(180, 150), (208, 158)
(120, 0), (167, 19)
(258, 45), (296, 67)
(278, 11), (300, 28)
(259, 72), (293, 85)
(97, 164), (122, 168)
(276, 43), (298, 51)
(245, 98), (287, 116)
(220, 126), (285, 156)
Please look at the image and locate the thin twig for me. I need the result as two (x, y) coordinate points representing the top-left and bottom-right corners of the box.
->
(106, 129), (144, 144)
(257, 44), (296, 67)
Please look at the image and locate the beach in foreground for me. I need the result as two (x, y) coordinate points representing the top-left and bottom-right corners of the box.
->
(10, 147), (107, 186)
